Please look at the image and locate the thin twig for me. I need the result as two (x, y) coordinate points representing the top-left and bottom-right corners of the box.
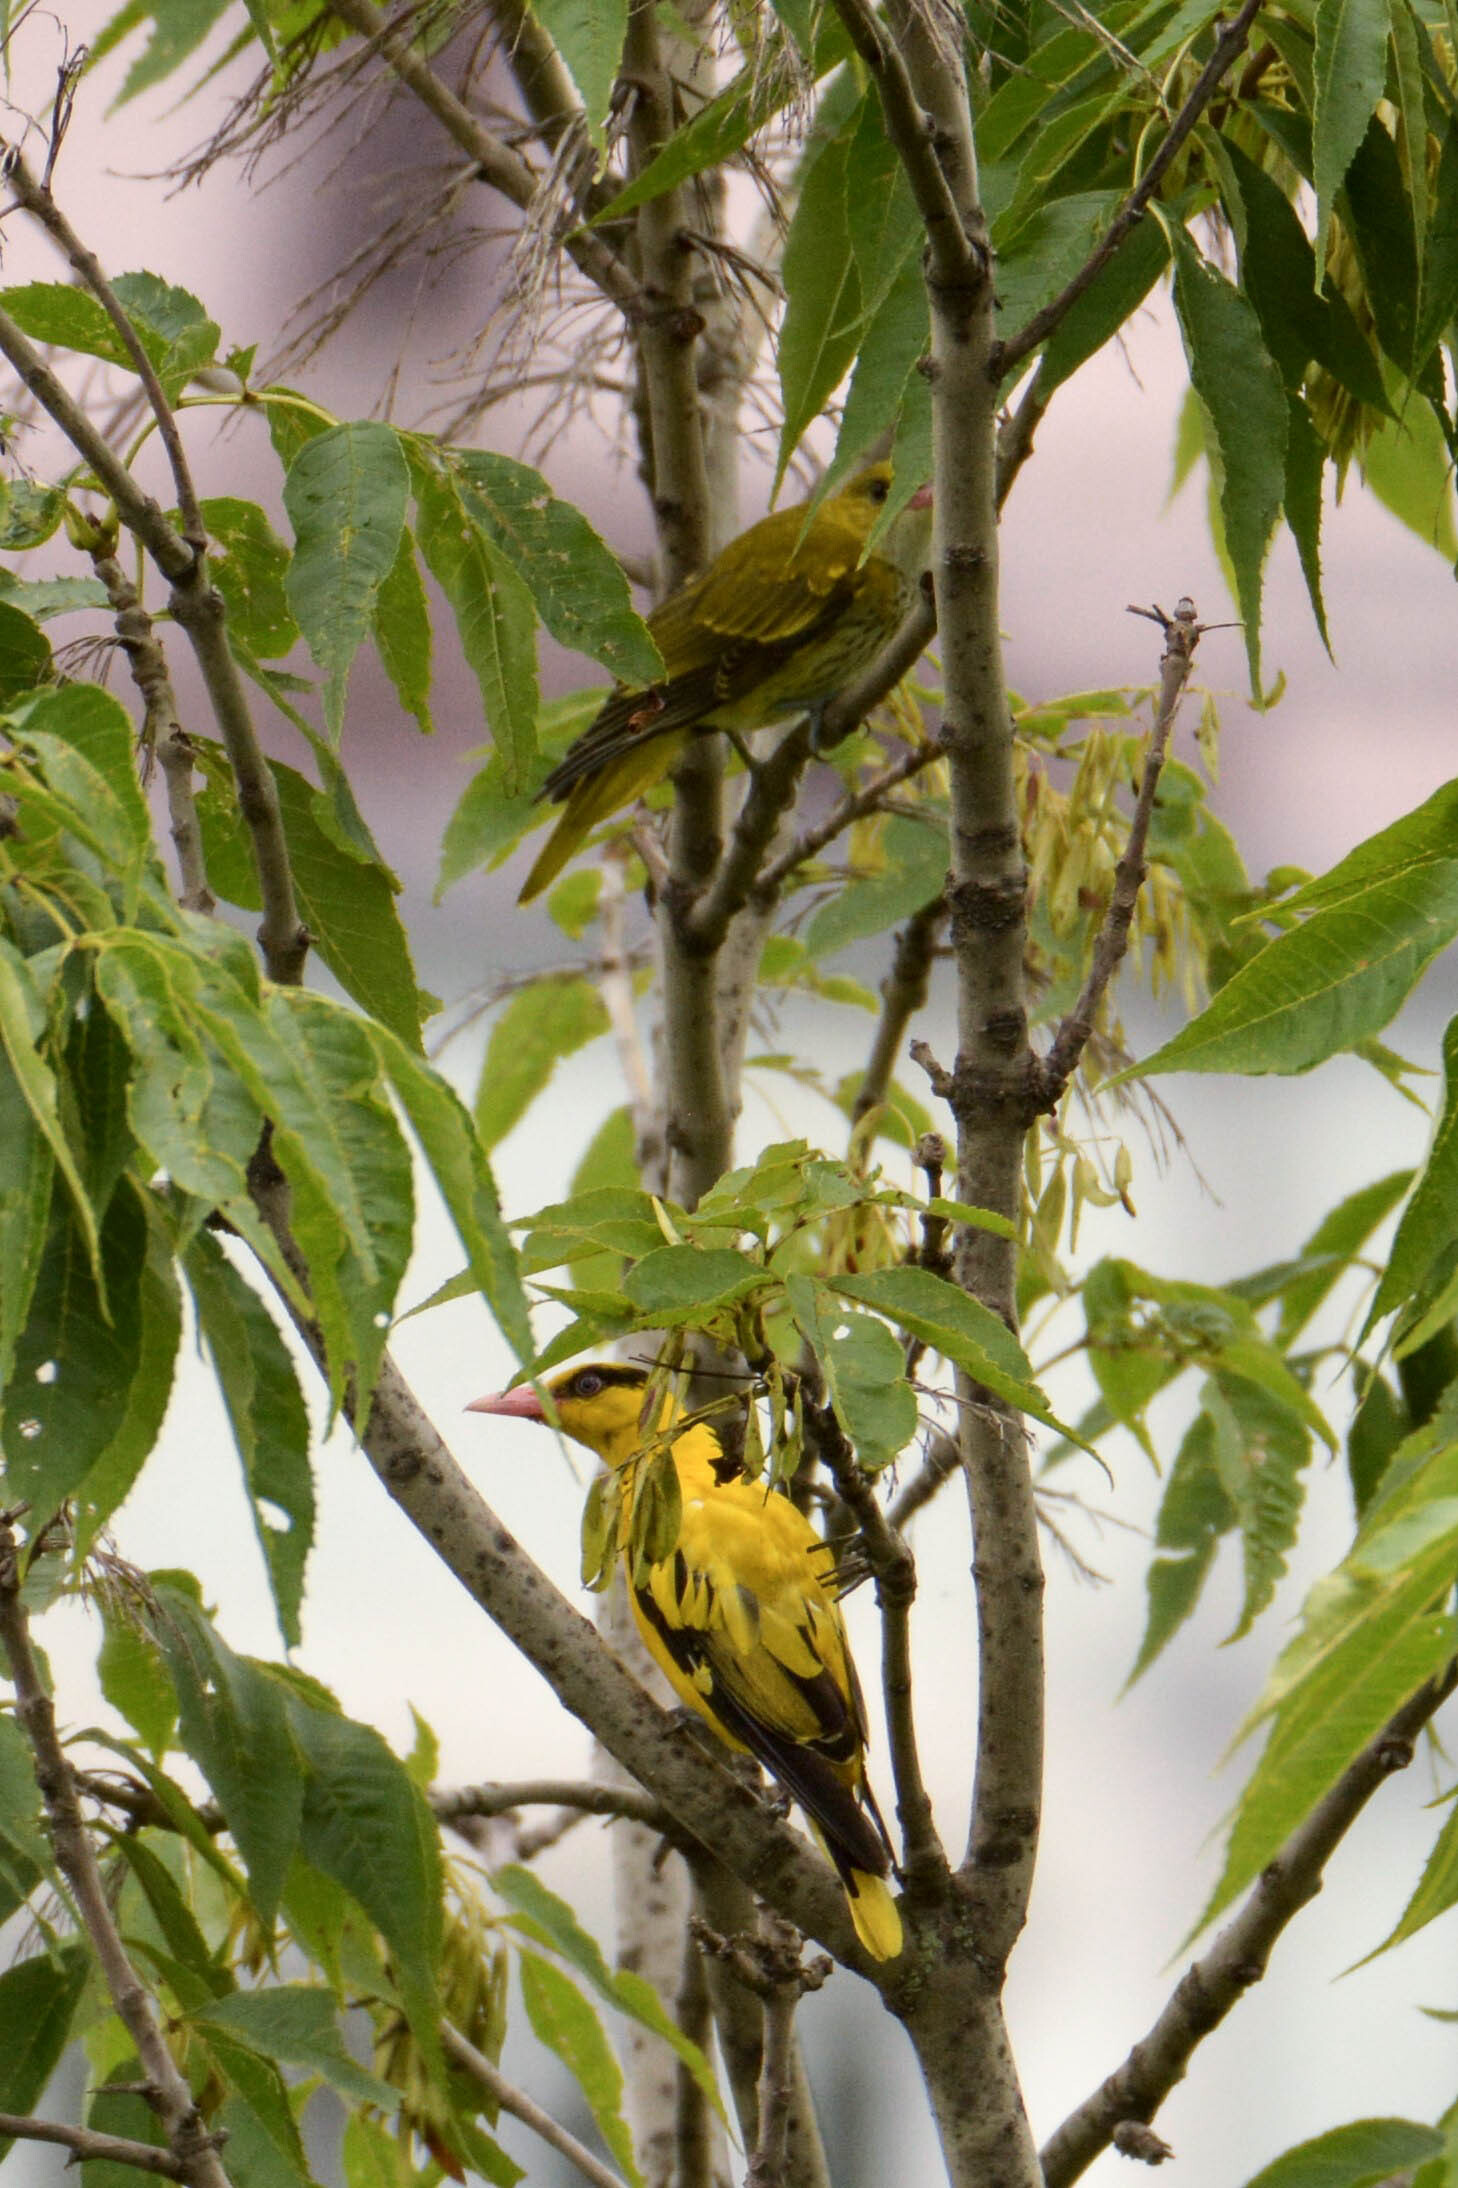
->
(433, 1778), (669, 1828)
(85, 537), (215, 914)
(994, 0), (1267, 377)
(0, 2112), (191, 2178)
(1040, 1661), (1458, 2188)
(324, 0), (642, 317)
(745, 1916), (818, 2188)
(3, 150), (207, 547)
(758, 735), (944, 895)
(442, 2022), (633, 2188)
(1036, 598), (1205, 1107)
(0, 1516), (235, 2188)
(852, 900), (948, 1127)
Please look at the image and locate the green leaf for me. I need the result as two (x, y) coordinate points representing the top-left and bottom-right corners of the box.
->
(528, 0), (625, 142)
(185, 1231), (315, 1650)
(1415, 113), (1458, 377)
(108, 0), (232, 101)
(785, 1279), (919, 1469)
(1273, 1168), (1412, 1346)
(1343, 116), (1421, 375)
(204, 496), (299, 660)
(0, 599), (52, 699)
(372, 527), (434, 733)
(366, 1022), (534, 1366)
(1037, 212), (1169, 394)
(1312, 0), (1390, 257)
(112, 270), (220, 391)
(1368, 1020), (1458, 1327)
(829, 1264), (1073, 1437)
(1131, 1410), (1233, 1679)
(1361, 388), (1458, 559)
(0, 1176), (148, 1527)
(777, 110), (862, 479)
(73, 1208), (184, 1551)
(474, 976), (609, 1151)
(450, 450), (661, 687)
(0, 1944), (89, 2157)
(150, 1584), (305, 1927)
(0, 573), (108, 622)
(283, 421), (410, 736)
(99, 1607), (179, 1758)
(15, 680), (153, 887)
(0, 986), (54, 1391)
(1131, 779), (1458, 1079)
(0, 1713), (52, 1923)
(1240, 2120), (1443, 2188)
(194, 1987), (400, 2111)
(1204, 1370), (1314, 1641)
(827, 257), (929, 492)
(286, 1693), (444, 2073)
(519, 1954), (643, 2187)
(414, 465), (539, 793)
(1171, 235), (1287, 692)
(804, 814), (947, 959)
(621, 1244), (766, 1317)
(195, 743), (429, 1050)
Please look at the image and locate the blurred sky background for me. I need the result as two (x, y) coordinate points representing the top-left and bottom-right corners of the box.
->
(6, 7), (1458, 2185)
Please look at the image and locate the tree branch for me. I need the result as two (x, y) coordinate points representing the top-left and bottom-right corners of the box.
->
(853, 898), (948, 1128)
(1035, 598), (1204, 1109)
(757, 734), (943, 897)
(323, 0), (642, 317)
(1040, 1662), (1458, 2188)
(0, 1519), (235, 2188)
(442, 2022), (633, 2188)
(0, 2112), (191, 2178)
(433, 1778), (669, 1828)
(994, 0), (1267, 378)
(3, 150), (206, 547)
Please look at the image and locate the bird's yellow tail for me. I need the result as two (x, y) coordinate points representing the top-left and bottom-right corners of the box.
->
(844, 1868), (903, 1961)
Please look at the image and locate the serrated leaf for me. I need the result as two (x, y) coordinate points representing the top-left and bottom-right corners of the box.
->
(413, 466), (538, 793)
(829, 1264), (1073, 1437)
(185, 1231), (315, 1650)
(777, 110), (862, 480)
(1274, 1168), (1412, 1346)
(785, 1278), (918, 1469)
(286, 1693), (444, 2073)
(150, 1584), (304, 1927)
(73, 1209), (184, 1551)
(1415, 114), (1458, 376)
(1312, 0), (1390, 258)
(0, 599), (52, 699)
(528, 0), (625, 142)
(110, 0), (232, 101)
(0, 1944), (89, 2156)
(372, 527), (434, 733)
(1130, 1410), (1233, 1680)
(474, 976), (609, 1151)
(1037, 211), (1169, 393)
(1240, 2119), (1442, 2188)
(621, 1244), (766, 1317)
(195, 742), (428, 1049)
(99, 1609), (179, 1759)
(194, 1987), (399, 2110)
(204, 495), (299, 660)
(366, 1022), (534, 1366)
(519, 1953), (643, 2186)
(450, 450), (661, 687)
(1131, 779), (1458, 1080)
(1171, 236), (1287, 692)
(283, 421), (410, 736)
(0, 1176), (148, 1526)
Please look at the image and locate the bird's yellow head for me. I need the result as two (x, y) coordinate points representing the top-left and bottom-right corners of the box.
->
(826, 462), (933, 577)
(467, 1362), (675, 1471)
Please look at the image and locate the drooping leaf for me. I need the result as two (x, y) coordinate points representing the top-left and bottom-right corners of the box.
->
(1131, 779), (1458, 1080)
(786, 1277), (919, 1469)
(283, 421), (411, 737)
(0, 1945), (89, 2158)
(474, 976), (609, 1151)
(528, 0), (626, 144)
(518, 1954), (644, 2188)
(185, 1230), (316, 1650)
(1311, 0), (1390, 258)
(1171, 234), (1287, 692)
(413, 464), (539, 793)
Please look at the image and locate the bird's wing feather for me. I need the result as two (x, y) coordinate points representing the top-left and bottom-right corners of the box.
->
(632, 1481), (889, 1878)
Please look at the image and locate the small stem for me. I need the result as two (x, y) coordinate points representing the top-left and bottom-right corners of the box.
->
(4, 152), (206, 547)
(758, 735), (943, 897)
(852, 898), (947, 1128)
(433, 1778), (669, 1827)
(0, 2113), (191, 2178)
(442, 2023), (633, 2188)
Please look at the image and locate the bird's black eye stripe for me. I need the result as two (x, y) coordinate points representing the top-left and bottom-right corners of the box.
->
(561, 1364), (649, 1400)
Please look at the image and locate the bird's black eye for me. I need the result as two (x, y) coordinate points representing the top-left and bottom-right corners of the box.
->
(570, 1368), (605, 1399)
(866, 474), (890, 504)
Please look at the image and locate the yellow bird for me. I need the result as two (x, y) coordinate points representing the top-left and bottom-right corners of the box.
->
(518, 463), (934, 902)
(468, 1362), (904, 1961)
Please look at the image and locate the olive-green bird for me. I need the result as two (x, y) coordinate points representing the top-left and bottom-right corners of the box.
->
(518, 462), (934, 903)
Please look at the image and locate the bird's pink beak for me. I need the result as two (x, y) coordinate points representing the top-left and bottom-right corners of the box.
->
(909, 483), (933, 510)
(466, 1385), (547, 1421)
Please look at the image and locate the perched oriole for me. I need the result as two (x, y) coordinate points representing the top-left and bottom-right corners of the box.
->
(518, 463), (934, 902)
(468, 1362), (903, 1960)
